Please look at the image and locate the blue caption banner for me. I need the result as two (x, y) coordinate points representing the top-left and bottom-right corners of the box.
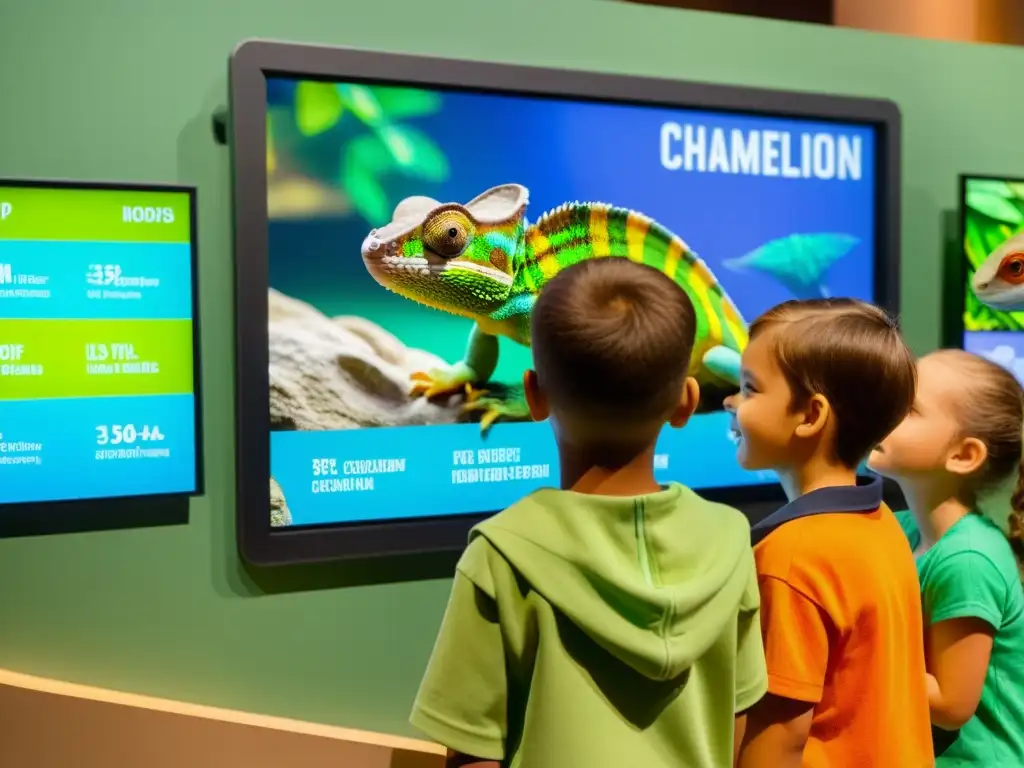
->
(0, 240), (193, 320)
(0, 393), (197, 503)
(271, 412), (777, 527)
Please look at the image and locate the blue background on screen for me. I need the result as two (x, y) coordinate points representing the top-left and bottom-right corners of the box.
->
(267, 80), (878, 527)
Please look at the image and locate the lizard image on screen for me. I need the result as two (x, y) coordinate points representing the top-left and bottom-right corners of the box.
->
(360, 185), (750, 432)
(960, 177), (1024, 384)
(265, 78), (877, 528)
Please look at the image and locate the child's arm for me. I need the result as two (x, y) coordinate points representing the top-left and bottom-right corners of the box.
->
(734, 551), (769, 767)
(736, 574), (828, 768)
(410, 544), (508, 764)
(921, 549), (1005, 731)
(733, 713), (746, 766)
(446, 749), (501, 768)
(738, 695), (814, 768)
(926, 617), (996, 730)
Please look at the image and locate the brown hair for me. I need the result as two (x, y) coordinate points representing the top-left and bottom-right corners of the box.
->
(749, 298), (917, 468)
(531, 258), (696, 423)
(929, 349), (1024, 577)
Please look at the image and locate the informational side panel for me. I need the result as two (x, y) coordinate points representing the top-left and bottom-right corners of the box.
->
(0, 185), (198, 504)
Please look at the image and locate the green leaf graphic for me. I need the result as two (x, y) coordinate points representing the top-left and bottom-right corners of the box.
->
(377, 125), (449, 181)
(337, 84), (384, 126)
(965, 216), (987, 270)
(967, 179), (1014, 199)
(988, 224), (1017, 254)
(1008, 183), (1024, 200)
(967, 190), (1024, 225)
(964, 283), (1013, 331)
(348, 134), (395, 174)
(295, 81), (344, 137)
(372, 86), (442, 120)
(342, 152), (389, 225)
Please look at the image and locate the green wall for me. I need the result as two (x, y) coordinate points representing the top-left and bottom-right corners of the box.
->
(1, 0), (1023, 738)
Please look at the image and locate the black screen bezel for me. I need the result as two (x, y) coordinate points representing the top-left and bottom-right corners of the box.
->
(230, 40), (903, 566)
(0, 178), (204, 536)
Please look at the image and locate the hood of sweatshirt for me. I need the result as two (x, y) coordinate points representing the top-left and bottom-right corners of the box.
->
(470, 483), (754, 682)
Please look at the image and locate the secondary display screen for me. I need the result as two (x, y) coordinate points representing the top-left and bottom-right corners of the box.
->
(960, 177), (1024, 381)
(265, 78), (878, 529)
(0, 183), (199, 505)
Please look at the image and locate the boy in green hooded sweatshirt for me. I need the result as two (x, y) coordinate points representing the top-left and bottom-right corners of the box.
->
(410, 258), (768, 768)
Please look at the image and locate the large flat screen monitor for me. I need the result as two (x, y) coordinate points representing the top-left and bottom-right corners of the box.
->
(231, 41), (901, 565)
(0, 180), (202, 512)
(955, 175), (1024, 379)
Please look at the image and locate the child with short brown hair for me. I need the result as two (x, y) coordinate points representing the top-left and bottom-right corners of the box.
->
(412, 258), (767, 768)
(730, 298), (934, 768)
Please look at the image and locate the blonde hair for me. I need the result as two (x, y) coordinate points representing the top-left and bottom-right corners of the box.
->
(931, 349), (1024, 577)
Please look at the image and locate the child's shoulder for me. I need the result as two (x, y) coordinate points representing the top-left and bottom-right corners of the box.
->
(760, 502), (905, 542)
(928, 512), (1020, 581)
(688, 491), (750, 524)
(484, 483), (750, 528)
(468, 484), (752, 580)
(455, 534), (502, 596)
(943, 511), (1013, 553)
(755, 505), (911, 581)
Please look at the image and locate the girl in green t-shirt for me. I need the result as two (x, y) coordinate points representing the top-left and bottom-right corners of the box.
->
(869, 349), (1024, 766)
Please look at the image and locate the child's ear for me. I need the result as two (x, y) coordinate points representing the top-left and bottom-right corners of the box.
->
(523, 370), (548, 421)
(946, 436), (988, 477)
(668, 377), (700, 429)
(794, 393), (830, 439)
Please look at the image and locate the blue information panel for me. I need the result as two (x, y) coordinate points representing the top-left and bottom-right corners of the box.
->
(0, 183), (199, 505)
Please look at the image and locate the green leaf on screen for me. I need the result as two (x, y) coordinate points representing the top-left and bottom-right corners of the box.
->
(348, 134), (395, 175)
(372, 86), (442, 120)
(376, 125), (449, 181)
(342, 153), (389, 226)
(964, 216), (988, 270)
(967, 179), (1014, 199)
(295, 81), (344, 137)
(967, 190), (1024, 225)
(337, 84), (384, 126)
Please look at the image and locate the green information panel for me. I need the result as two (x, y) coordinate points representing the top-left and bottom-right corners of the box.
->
(0, 180), (200, 505)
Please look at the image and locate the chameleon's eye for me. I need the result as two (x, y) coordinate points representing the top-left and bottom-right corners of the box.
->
(423, 210), (473, 259)
(997, 253), (1024, 284)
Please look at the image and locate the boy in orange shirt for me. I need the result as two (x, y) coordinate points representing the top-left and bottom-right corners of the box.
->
(730, 299), (934, 768)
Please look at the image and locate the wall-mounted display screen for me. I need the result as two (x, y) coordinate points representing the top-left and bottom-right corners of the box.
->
(231, 42), (900, 563)
(0, 181), (201, 506)
(267, 83), (880, 527)
(958, 176), (1024, 380)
